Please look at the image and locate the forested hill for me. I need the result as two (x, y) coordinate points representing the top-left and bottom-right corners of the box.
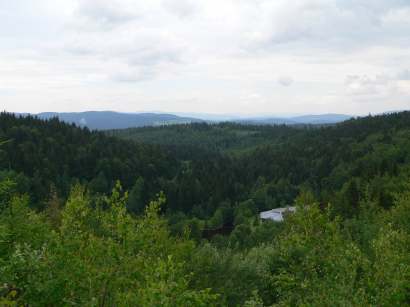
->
(107, 122), (301, 157)
(1, 111), (410, 305)
(107, 112), (410, 214)
(0, 112), (178, 206)
(34, 111), (203, 130)
(2, 111), (410, 214)
(110, 111), (410, 152)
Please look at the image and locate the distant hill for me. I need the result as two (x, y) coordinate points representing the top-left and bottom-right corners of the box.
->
(235, 114), (352, 125)
(235, 117), (297, 125)
(290, 114), (353, 124)
(32, 111), (203, 130)
(107, 122), (297, 157)
(17, 111), (352, 130)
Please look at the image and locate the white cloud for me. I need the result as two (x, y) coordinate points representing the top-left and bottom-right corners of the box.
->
(344, 74), (391, 96)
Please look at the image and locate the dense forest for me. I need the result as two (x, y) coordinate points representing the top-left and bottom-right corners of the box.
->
(1, 111), (409, 306)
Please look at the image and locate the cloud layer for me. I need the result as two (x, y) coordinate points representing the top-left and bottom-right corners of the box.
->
(1, 0), (410, 115)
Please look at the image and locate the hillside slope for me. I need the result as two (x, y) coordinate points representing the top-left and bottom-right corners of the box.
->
(34, 111), (203, 130)
(1, 111), (410, 306)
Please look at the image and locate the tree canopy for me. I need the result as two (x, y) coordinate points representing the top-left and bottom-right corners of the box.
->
(1, 111), (410, 305)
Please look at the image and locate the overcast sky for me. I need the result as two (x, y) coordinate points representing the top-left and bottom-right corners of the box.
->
(1, 0), (410, 115)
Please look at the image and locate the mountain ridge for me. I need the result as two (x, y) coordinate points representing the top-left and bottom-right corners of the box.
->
(31, 111), (204, 130)
(14, 111), (354, 130)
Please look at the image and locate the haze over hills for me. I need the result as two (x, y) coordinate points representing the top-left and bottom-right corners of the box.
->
(32, 111), (203, 130)
(238, 114), (353, 125)
(21, 111), (354, 130)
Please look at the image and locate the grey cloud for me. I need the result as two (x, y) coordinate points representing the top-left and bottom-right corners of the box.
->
(245, 0), (410, 53)
(62, 24), (187, 82)
(75, 0), (139, 28)
(335, 0), (410, 13)
(278, 76), (293, 86)
(162, 0), (198, 18)
(63, 42), (97, 56)
(126, 45), (184, 67)
(111, 66), (156, 83)
(397, 69), (410, 80)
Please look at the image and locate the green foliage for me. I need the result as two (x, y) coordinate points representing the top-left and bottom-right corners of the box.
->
(2, 111), (410, 306)
(108, 122), (287, 156)
(0, 181), (218, 306)
(126, 176), (145, 214)
(186, 189), (410, 306)
(366, 224), (410, 305)
(3, 111), (410, 220)
(0, 177), (17, 212)
(88, 171), (109, 194)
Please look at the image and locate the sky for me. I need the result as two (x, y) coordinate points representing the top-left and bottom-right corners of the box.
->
(1, 0), (410, 116)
